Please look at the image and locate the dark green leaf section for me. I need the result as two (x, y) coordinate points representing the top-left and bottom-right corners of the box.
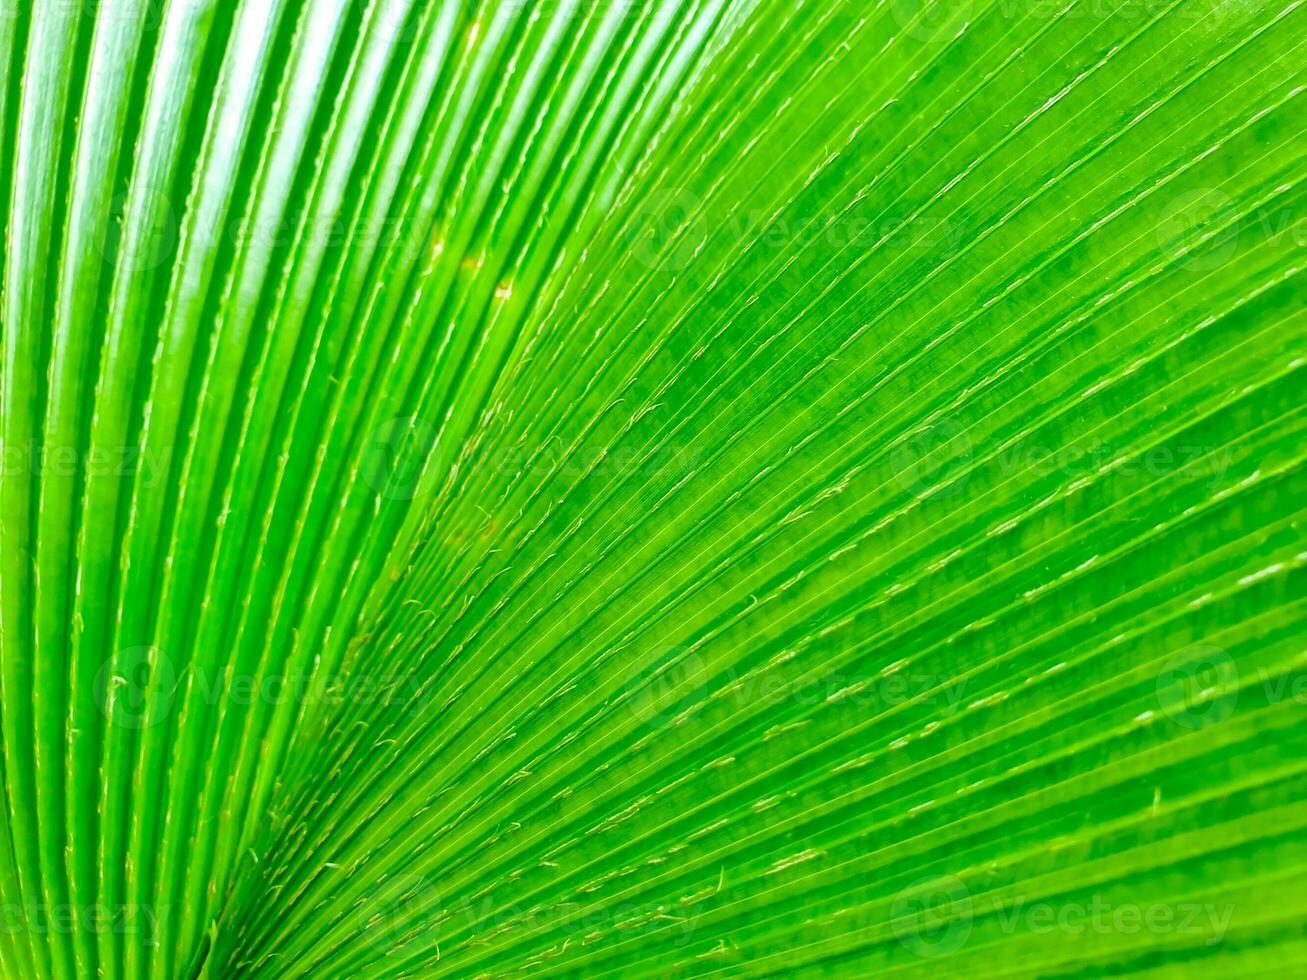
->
(0, 1), (1303, 977)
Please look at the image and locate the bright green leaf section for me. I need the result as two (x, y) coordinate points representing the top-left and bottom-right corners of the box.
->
(0, 0), (1303, 977)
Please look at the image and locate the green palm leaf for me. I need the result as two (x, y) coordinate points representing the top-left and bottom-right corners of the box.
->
(1, 0), (1303, 976)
